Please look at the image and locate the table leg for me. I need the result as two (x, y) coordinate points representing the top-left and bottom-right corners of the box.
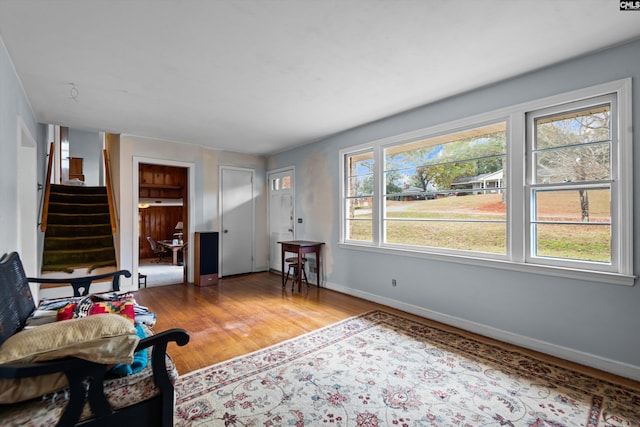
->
(281, 246), (285, 287)
(316, 248), (321, 287)
(173, 249), (178, 266)
(297, 250), (302, 292)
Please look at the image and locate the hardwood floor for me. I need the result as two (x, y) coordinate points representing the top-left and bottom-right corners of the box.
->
(134, 272), (386, 374)
(133, 272), (640, 391)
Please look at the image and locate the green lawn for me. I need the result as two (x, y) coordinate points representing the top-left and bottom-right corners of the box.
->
(347, 191), (610, 262)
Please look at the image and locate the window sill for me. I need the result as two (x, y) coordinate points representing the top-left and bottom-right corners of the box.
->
(339, 242), (636, 286)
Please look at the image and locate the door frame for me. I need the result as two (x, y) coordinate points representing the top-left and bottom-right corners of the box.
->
(132, 156), (195, 283)
(219, 166), (255, 277)
(267, 166), (295, 272)
(17, 116), (38, 282)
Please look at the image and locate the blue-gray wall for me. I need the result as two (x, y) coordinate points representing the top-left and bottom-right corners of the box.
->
(268, 38), (640, 380)
(0, 37), (43, 258)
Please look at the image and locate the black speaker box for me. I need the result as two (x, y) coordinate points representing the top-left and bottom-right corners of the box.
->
(194, 232), (218, 286)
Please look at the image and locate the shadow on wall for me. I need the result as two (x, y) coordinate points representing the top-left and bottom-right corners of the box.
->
(301, 151), (333, 283)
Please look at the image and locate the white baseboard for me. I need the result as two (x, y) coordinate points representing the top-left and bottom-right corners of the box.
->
(323, 280), (640, 382)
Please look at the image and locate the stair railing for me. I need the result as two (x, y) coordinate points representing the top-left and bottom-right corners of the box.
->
(40, 142), (55, 233)
(103, 149), (118, 233)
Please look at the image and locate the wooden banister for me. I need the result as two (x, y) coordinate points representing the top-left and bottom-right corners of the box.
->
(103, 149), (117, 233)
(40, 142), (55, 232)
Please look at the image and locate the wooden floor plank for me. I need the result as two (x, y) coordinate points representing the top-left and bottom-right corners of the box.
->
(133, 272), (640, 390)
(134, 272), (383, 374)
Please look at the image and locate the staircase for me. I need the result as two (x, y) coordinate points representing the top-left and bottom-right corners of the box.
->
(42, 184), (117, 273)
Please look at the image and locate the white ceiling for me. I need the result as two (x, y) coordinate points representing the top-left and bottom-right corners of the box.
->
(1, 1), (639, 155)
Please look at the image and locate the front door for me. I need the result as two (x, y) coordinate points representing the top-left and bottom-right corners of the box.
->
(220, 167), (254, 277)
(268, 168), (295, 272)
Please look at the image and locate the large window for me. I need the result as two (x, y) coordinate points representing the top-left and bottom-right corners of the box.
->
(340, 80), (633, 284)
(383, 123), (507, 254)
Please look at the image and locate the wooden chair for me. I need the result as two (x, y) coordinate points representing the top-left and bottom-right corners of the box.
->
(284, 256), (308, 291)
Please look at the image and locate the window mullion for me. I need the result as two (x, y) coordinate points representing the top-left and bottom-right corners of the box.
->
(374, 144), (383, 245)
(509, 113), (526, 263)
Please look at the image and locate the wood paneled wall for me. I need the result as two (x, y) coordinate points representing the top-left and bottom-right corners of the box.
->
(139, 164), (186, 199)
(139, 206), (183, 259)
(138, 163), (188, 259)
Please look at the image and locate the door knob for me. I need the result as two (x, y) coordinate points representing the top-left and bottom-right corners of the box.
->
(224, 229), (229, 233)
(288, 229), (293, 232)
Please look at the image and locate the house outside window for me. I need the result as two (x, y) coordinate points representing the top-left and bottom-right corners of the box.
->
(340, 79), (633, 285)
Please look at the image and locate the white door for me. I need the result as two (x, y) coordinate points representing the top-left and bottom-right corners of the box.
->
(268, 168), (294, 272)
(220, 167), (254, 277)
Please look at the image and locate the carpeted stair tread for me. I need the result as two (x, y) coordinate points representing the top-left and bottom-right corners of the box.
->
(46, 212), (112, 226)
(41, 259), (118, 274)
(44, 235), (115, 251)
(48, 202), (110, 215)
(42, 247), (117, 271)
(42, 184), (117, 274)
(49, 184), (108, 195)
(48, 192), (108, 205)
(45, 224), (113, 237)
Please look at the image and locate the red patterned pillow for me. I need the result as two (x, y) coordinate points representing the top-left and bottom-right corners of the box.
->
(56, 295), (136, 323)
(56, 303), (77, 321)
(89, 297), (135, 323)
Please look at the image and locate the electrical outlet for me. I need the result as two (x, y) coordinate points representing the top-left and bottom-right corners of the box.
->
(392, 279), (397, 287)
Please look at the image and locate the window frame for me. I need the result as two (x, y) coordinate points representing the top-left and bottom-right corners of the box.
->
(525, 94), (618, 272)
(342, 148), (378, 244)
(339, 78), (634, 285)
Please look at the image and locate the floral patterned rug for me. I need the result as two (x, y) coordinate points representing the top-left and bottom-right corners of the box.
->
(174, 310), (640, 426)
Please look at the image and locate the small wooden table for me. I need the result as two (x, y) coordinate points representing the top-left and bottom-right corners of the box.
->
(159, 240), (187, 266)
(278, 240), (324, 291)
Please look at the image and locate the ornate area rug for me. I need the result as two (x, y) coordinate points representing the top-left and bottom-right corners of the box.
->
(174, 310), (640, 426)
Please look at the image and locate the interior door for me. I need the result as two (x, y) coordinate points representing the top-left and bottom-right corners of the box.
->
(268, 168), (294, 272)
(220, 167), (254, 277)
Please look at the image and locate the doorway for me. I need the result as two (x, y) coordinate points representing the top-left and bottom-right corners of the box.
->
(268, 167), (295, 272)
(137, 163), (189, 287)
(220, 167), (254, 277)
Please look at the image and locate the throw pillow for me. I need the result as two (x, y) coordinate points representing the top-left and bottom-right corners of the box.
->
(90, 296), (135, 322)
(0, 314), (139, 404)
(56, 302), (77, 321)
(56, 294), (136, 323)
(0, 313), (138, 365)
